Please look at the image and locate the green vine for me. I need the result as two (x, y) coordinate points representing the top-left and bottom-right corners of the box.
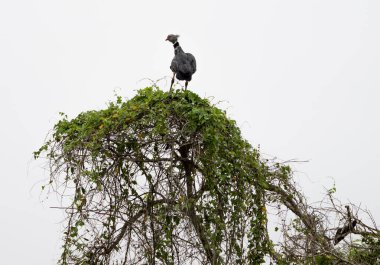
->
(35, 87), (282, 264)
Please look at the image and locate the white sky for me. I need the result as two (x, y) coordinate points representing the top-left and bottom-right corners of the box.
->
(0, 1), (379, 264)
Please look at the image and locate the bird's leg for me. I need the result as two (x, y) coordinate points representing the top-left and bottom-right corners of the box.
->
(185, 81), (188, 90)
(170, 72), (175, 90)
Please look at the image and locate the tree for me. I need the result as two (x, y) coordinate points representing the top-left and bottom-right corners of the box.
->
(35, 87), (380, 264)
(35, 87), (274, 264)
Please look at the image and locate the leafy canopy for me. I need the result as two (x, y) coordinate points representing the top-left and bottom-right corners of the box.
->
(35, 87), (275, 265)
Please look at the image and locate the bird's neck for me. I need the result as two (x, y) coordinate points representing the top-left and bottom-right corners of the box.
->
(173, 42), (184, 55)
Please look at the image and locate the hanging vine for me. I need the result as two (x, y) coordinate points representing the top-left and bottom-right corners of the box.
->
(35, 87), (277, 265)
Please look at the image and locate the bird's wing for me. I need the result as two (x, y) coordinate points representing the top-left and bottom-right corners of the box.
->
(186, 53), (197, 73)
(170, 57), (178, 72)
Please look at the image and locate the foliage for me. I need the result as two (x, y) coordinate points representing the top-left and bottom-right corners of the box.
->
(35, 87), (278, 265)
(36, 87), (380, 265)
(348, 236), (380, 264)
(263, 167), (380, 265)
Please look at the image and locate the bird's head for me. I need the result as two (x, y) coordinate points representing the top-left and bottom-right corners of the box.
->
(166, 34), (179, 44)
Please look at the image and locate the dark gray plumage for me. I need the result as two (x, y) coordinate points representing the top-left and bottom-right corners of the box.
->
(334, 206), (357, 245)
(334, 219), (357, 245)
(166, 34), (196, 90)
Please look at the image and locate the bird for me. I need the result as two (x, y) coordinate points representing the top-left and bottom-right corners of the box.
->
(334, 219), (357, 245)
(166, 34), (196, 90)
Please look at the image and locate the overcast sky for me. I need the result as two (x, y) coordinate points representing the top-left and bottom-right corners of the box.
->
(0, 1), (379, 264)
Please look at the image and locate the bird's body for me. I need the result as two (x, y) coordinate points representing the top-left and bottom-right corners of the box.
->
(166, 34), (196, 90)
(170, 43), (197, 82)
(334, 219), (357, 245)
